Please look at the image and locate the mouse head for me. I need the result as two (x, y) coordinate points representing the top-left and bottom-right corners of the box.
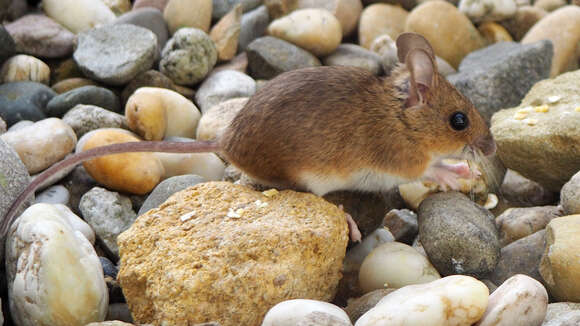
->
(394, 32), (496, 157)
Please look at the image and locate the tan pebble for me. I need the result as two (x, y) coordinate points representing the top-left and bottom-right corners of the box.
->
(52, 78), (99, 94)
(359, 4), (408, 49)
(197, 97), (248, 141)
(534, 105), (549, 112)
(478, 22), (513, 44)
(297, 0), (362, 36)
(210, 4), (242, 61)
(575, 107), (580, 112)
(264, 0), (298, 19)
(164, 0), (212, 33)
(0, 55), (50, 84)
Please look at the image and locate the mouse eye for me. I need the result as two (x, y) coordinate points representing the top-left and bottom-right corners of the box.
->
(450, 112), (469, 131)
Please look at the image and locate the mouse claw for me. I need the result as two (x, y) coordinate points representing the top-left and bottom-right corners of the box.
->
(339, 204), (362, 243)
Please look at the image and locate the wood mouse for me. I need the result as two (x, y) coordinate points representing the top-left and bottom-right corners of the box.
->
(1, 33), (496, 239)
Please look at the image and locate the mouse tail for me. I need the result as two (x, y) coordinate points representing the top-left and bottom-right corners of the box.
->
(1, 140), (220, 238)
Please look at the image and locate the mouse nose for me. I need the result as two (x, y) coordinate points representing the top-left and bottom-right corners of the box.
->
(472, 135), (496, 156)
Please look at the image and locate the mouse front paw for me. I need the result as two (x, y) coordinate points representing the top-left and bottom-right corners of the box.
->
(423, 161), (479, 191)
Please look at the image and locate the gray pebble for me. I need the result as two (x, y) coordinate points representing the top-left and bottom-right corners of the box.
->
(195, 70), (256, 113)
(381, 208), (418, 244)
(323, 44), (382, 76)
(61, 165), (97, 216)
(0, 25), (16, 61)
(561, 170), (580, 215)
(297, 311), (352, 326)
(543, 311), (580, 326)
(500, 169), (556, 207)
(0, 81), (55, 126)
(139, 174), (205, 215)
(0, 116), (6, 134)
(99, 256), (118, 279)
(113, 7), (169, 58)
(34, 185), (70, 205)
(5, 14), (75, 58)
(213, 0), (261, 20)
(62, 104), (127, 138)
(106, 303), (134, 323)
(46, 86), (121, 117)
(238, 5), (269, 52)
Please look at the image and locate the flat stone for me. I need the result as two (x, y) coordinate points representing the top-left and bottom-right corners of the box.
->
(138, 174), (205, 215)
(0, 81), (54, 127)
(213, 0), (261, 20)
(5, 14), (75, 58)
(323, 44), (382, 75)
(195, 70), (256, 113)
(46, 86), (121, 117)
(113, 8), (169, 58)
(238, 5), (270, 52)
(62, 104), (127, 138)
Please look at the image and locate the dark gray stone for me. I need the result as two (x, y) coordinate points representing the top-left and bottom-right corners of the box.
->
(418, 192), (500, 278)
(99, 256), (118, 278)
(46, 86), (121, 117)
(113, 7), (169, 58)
(381, 208), (418, 244)
(0, 82), (55, 126)
(212, 0), (261, 20)
(246, 36), (321, 80)
(447, 40), (553, 122)
(238, 5), (269, 52)
(323, 44), (383, 76)
(61, 165), (98, 216)
(0, 25), (17, 62)
(139, 174), (205, 215)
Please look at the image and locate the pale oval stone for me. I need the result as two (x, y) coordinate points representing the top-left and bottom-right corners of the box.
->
(164, 0), (213, 33)
(0, 54), (50, 84)
(35, 184), (70, 206)
(0, 118), (77, 174)
(262, 299), (351, 326)
(125, 87), (201, 140)
(78, 128), (164, 195)
(267, 8), (342, 57)
(458, 0), (517, 22)
(355, 275), (489, 326)
(210, 4), (243, 61)
(475, 274), (548, 326)
(196, 97), (248, 141)
(358, 4), (408, 49)
(155, 144), (226, 180)
(343, 228), (395, 273)
(521, 5), (580, 77)
(6, 203), (107, 326)
(358, 241), (440, 293)
(405, 1), (485, 68)
(297, 0), (363, 36)
(42, 0), (116, 34)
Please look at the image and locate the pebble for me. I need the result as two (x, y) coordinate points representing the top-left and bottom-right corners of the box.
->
(418, 192), (500, 278)
(154, 138), (226, 180)
(113, 8), (169, 57)
(448, 40), (552, 123)
(344, 289), (395, 323)
(0, 54), (50, 85)
(544, 311), (580, 326)
(262, 299), (351, 326)
(521, 5), (580, 77)
(358, 4), (408, 49)
(51, 58), (85, 84)
(60, 165), (98, 217)
(42, 0), (116, 34)
(51, 78), (99, 94)
(106, 303), (134, 324)
(4, 14), (75, 58)
(1, 118), (77, 174)
(117, 182), (348, 326)
(0, 138), (31, 225)
(323, 44), (382, 75)
(160, 28), (218, 85)
(121, 70), (176, 104)
(500, 6), (546, 41)
(99, 256), (119, 279)
(298, 311), (352, 326)
(490, 69), (580, 192)
(381, 208), (418, 244)
(355, 275), (489, 326)
(125, 87), (201, 140)
(74, 24), (157, 86)
(34, 185), (70, 206)
(212, 0), (261, 20)
(5, 203), (107, 326)
(102, 0), (131, 15)
(0, 25), (16, 61)
(133, 0), (169, 11)
(63, 104), (127, 138)
(405, 0), (485, 68)
(544, 303), (580, 324)
(163, 0), (212, 33)
(533, 0), (566, 12)
(138, 174), (205, 215)
(359, 241), (440, 293)
(46, 86), (122, 117)
(267, 8), (342, 57)
(475, 274), (548, 326)
(499, 169), (556, 207)
(79, 187), (137, 256)
(344, 228), (395, 272)
(238, 5), (270, 52)
(540, 215), (580, 301)
(478, 22), (513, 44)
(246, 36), (321, 79)
(195, 70), (256, 113)
(561, 171), (580, 215)
(297, 0), (363, 37)
(196, 97), (248, 141)
(210, 5), (243, 61)
(77, 128), (164, 195)
(458, 0), (517, 22)
(496, 206), (559, 246)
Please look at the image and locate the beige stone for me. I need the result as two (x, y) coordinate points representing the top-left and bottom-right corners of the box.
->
(358, 4), (407, 49)
(405, 1), (485, 68)
(210, 4), (243, 61)
(533, 0), (566, 12)
(117, 182), (348, 326)
(478, 22), (513, 45)
(52, 78), (99, 94)
(264, 0), (298, 19)
(496, 206), (560, 246)
(267, 8), (342, 57)
(42, 0), (116, 34)
(79, 129), (164, 195)
(196, 97), (248, 141)
(540, 215), (580, 301)
(500, 6), (546, 41)
(522, 6), (580, 76)
(164, 0), (213, 34)
(297, 0), (363, 36)
(0, 54), (50, 84)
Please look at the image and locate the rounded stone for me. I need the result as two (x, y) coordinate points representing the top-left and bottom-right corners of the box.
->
(478, 22), (514, 44)
(262, 299), (351, 326)
(138, 174), (205, 215)
(113, 8), (169, 55)
(163, 0), (212, 33)
(405, 0), (485, 68)
(102, 0), (132, 15)
(267, 8), (342, 57)
(561, 171), (580, 215)
(34, 185), (70, 206)
(51, 78), (99, 94)
(297, 0), (363, 36)
(358, 4), (408, 49)
(62, 104), (127, 138)
(46, 86), (121, 117)
(0, 137), (31, 232)
(196, 97), (248, 141)
(213, 0), (261, 20)
(121, 70), (176, 104)
(0, 54), (50, 85)
(74, 24), (157, 86)
(195, 70), (256, 113)
(154, 139), (226, 181)
(458, 0), (517, 22)
(323, 43), (382, 75)
(500, 6), (547, 41)
(133, 0), (170, 11)
(160, 28), (218, 85)
(238, 5), (270, 52)
(418, 192), (500, 278)
(42, 0), (116, 34)
(210, 4), (243, 61)
(496, 206), (559, 246)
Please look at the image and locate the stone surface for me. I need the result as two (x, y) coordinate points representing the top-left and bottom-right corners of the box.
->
(62, 105), (127, 138)
(500, 6), (546, 41)
(80, 187), (137, 256)
(297, 0), (362, 36)
(344, 289), (394, 323)
(323, 44), (382, 76)
(154, 139), (226, 181)
(1, 118), (77, 174)
(238, 5), (270, 52)
(164, 0), (213, 33)
(447, 40), (553, 123)
(561, 171), (580, 215)
(34, 185), (70, 206)
(5, 14), (75, 58)
(500, 169), (556, 207)
(458, 0), (517, 22)
(381, 208), (418, 244)
(246, 36), (321, 79)
(51, 78), (99, 94)
(496, 206), (560, 246)
(46, 86), (121, 117)
(121, 70), (177, 104)
(196, 97), (248, 141)
(544, 303), (580, 324)
(114, 7), (169, 56)
(262, 299), (351, 326)
(212, 0), (261, 20)
(195, 70), (256, 113)
(358, 4), (408, 49)
(0, 54), (50, 85)
(405, 0), (485, 68)
(0, 26), (17, 61)
(6, 203), (107, 326)
(160, 28), (218, 85)
(117, 182), (348, 326)
(133, 0), (170, 11)
(521, 6), (580, 77)
(297, 311), (352, 326)
(490, 70), (580, 192)
(210, 4), (243, 61)
(42, 0), (116, 34)
(540, 215), (580, 302)
(544, 311), (580, 326)
(74, 24), (157, 86)
(418, 192), (500, 278)
(138, 174), (205, 215)
(267, 8), (342, 57)
(0, 138), (31, 235)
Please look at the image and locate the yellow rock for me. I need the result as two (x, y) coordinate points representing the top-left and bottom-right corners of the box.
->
(358, 4), (408, 49)
(405, 1), (485, 68)
(164, 0), (212, 34)
(297, 0), (363, 37)
(479, 22), (513, 45)
(210, 4), (243, 61)
(540, 215), (580, 301)
(0, 54), (50, 85)
(117, 181), (349, 326)
(267, 8), (342, 57)
(80, 129), (164, 195)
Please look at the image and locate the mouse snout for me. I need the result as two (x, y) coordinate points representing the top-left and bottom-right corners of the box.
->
(472, 134), (496, 156)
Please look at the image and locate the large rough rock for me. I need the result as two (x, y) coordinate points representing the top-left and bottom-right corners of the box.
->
(490, 69), (580, 192)
(447, 40), (553, 122)
(117, 182), (349, 326)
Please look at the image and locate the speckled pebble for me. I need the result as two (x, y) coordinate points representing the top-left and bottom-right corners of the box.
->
(34, 185), (70, 205)
(63, 104), (127, 138)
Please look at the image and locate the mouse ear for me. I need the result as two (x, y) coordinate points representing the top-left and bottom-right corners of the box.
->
(405, 48), (437, 107)
(396, 32), (436, 64)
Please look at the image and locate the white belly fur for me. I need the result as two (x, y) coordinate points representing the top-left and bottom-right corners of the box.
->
(298, 169), (412, 196)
